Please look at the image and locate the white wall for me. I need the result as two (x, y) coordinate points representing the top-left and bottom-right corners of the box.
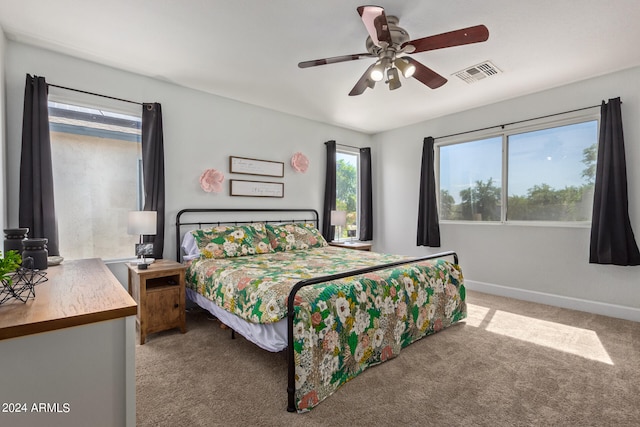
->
(3, 41), (372, 261)
(373, 66), (640, 318)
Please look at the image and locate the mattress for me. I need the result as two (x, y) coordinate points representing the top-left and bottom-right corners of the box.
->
(186, 287), (287, 352)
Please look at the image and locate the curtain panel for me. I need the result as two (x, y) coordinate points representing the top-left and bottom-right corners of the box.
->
(589, 97), (640, 265)
(416, 136), (441, 247)
(359, 147), (373, 241)
(141, 103), (166, 259)
(19, 74), (60, 256)
(321, 140), (337, 241)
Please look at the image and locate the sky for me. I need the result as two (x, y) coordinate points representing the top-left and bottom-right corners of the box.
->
(337, 150), (358, 167)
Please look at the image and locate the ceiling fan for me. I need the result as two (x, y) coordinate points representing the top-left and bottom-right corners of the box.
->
(298, 5), (489, 96)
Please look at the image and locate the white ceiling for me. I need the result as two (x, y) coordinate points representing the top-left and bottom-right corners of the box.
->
(1, 0), (640, 134)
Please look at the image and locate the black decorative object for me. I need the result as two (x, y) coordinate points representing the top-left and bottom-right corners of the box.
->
(0, 262), (48, 305)
(22, 238), (48, 270)
(4, 228), (29, 254)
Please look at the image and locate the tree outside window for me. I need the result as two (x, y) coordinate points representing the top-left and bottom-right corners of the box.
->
(336, 151), (359, 239)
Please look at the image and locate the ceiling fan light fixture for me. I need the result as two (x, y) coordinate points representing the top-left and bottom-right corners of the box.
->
(387, 67), (401, 90)
(370, 61), (385, 81)
(298, 6), (489, 96)
(395, 58), (416, 78)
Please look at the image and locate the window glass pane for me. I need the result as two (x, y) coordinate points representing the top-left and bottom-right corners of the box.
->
(439, 137), (502, 221)
(49, 102), (142, 260)
(336, 151), (359, 239)
(507, 121), (597, 221)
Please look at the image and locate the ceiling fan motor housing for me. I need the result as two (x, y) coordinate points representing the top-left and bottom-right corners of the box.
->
(365, 16), (410, 58)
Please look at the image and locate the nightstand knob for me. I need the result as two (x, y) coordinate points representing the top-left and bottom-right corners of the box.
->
(174, 303), (179, 308)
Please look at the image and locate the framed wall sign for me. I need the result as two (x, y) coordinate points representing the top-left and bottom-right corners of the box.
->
(230, 179), (284, 198)
(229, 156), (284, 177)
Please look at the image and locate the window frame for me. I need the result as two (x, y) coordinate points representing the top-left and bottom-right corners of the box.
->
(335, 147), (361, 241)
(435, 109), (600, 227)
(47, 97), (144, 261)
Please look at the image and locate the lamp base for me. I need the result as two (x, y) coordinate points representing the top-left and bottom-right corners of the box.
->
(131, 258), (155, 265)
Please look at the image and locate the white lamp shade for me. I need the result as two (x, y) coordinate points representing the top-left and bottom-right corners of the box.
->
(330, 210), (347, 227)
(128, 211), (157, 235)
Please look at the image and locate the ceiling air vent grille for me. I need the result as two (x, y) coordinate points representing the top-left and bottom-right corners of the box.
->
(454, 61), (501, 84)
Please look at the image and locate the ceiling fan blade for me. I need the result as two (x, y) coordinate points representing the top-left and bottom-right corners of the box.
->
(357, 5), (391, 47)
(298, 52), (374, 68)
(404, 25), (489, 53)
(405, 57), (447, 89)
(349, 64), (377, 96)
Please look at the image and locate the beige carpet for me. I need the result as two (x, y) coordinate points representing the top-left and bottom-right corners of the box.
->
(136, 290), (640, 426)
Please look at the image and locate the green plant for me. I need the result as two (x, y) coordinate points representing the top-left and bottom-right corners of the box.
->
(0, 250), (22, 287)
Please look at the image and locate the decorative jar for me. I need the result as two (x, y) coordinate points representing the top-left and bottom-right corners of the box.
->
(22, 238), (48, 270)
(3, 228), (29, 254)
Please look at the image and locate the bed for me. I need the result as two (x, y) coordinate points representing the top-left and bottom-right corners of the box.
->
(176, 208), (466, 412)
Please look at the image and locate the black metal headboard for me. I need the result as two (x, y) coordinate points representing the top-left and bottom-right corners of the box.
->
(175, 208), (320, 261)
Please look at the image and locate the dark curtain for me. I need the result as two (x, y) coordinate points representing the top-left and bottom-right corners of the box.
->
(321, 140), (337, 241)
(359, 147), (373, 240)
(589, 98), (640, 265)
(416, 136), (441, 247)
(141, 103), (166, 259)
(19, 74), (60, 256)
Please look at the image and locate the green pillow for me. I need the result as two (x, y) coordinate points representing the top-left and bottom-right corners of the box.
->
(265, 223), (328, 252)
(191, 223), (273, 258)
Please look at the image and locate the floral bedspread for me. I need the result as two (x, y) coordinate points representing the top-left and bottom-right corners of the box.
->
(186, 246), (466, 412)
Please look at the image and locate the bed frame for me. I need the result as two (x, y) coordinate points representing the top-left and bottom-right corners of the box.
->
(175, 208), (459, 412)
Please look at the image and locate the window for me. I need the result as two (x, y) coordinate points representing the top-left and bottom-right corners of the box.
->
(439, 136), (502, 221)
(438, 116), (598, 223)
(48, 101), (143, 260)
(336, 149), (359, 240)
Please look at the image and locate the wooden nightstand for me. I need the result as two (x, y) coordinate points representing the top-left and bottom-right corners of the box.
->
(127, 259), (186, 344)
(329, 241), (372, 251)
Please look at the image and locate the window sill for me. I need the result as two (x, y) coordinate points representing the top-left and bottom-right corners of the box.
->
(440, 220), (591, 229)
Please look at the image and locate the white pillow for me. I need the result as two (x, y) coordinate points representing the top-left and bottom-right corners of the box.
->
(181, 231), (201, 261)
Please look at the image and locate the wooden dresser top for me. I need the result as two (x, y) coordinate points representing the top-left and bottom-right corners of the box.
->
(0, 258), (137, 340)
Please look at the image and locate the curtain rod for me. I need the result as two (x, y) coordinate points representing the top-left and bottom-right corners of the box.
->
(337, 143), (361, 150)
(47, 83), (143, 106)
(433, 103), (606, 141)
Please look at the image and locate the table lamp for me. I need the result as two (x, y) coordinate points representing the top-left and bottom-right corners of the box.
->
(330, 210), (347, 242)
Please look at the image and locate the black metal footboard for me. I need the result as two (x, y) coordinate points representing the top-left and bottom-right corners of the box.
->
(285, 250), (459, 412)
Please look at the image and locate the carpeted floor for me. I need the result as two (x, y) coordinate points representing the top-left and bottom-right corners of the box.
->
(136, 290), (640, 426)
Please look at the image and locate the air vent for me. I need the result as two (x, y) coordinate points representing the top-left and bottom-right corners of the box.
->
(453, 61), (501, 84)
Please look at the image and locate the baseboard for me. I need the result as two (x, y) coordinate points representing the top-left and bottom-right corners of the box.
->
(465, 279), (640, 323)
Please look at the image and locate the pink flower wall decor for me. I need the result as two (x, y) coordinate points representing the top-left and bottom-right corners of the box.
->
(291, 152), (309, 173)
(199, 168), (225, 193)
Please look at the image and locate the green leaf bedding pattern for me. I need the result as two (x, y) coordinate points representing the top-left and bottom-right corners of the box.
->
(186, 246), (466, 412)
